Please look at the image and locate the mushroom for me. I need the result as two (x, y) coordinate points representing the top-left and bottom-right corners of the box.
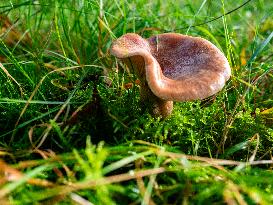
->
(110, 33), (231, 118)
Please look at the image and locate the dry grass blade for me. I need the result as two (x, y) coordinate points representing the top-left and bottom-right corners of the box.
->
(70, 193), (94, 205)
(249, 133), (260, 163)
(31, 167), (166, 200)
(155, 150), (273, 167)
(224, 181), (248, 205)
(0, 15), (30, 46)
(136, 177), (156, 205)
(78, 167), (166, 188)
(0, 198), (10, 205)
(33, 149), (73, 179)
(0, 62), (23, 96)
(28, 123), (50, 148)
(98, 0), (104, 57)
(0, 160), (54, 187)
(135, 160), (156, 205)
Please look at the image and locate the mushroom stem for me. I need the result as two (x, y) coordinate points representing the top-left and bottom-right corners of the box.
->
(124, 53), (173, 118)
(139, 80), (173, 118)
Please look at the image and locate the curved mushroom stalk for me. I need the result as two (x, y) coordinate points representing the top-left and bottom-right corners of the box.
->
(110, 33), (231, 118)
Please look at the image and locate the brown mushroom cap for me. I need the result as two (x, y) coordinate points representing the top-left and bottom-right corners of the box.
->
(110, 33), (231, 102)
(110, 33), (150, 59)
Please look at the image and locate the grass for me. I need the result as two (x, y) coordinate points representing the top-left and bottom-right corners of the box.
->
(0, 0), (272, 204)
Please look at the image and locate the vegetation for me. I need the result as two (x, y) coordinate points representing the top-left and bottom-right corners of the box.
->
(0, 0), (272, 204)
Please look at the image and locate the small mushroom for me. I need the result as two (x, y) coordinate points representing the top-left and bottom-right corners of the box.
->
(110, 33), (231, 118)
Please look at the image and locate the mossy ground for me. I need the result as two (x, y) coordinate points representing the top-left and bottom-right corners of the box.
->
(0, 0), (272, 204)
